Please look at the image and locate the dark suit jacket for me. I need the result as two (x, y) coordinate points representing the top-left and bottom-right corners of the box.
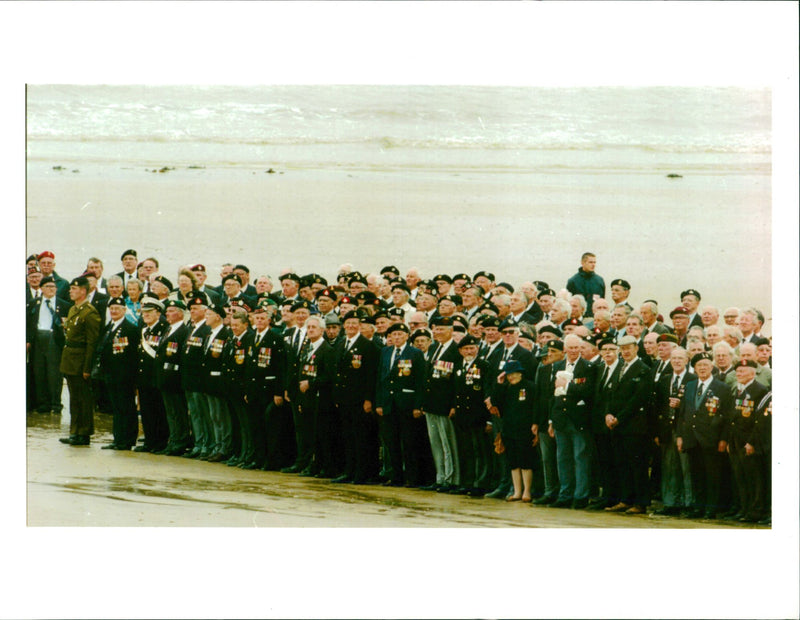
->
(223, 328), (255, 397)
(154, 322), (189, 392)
(422, 340), (461, 416)
(88, 290), (110, 321)
(244, 328), (286, 401)
(26, 295), (70, 349)
(550, 356), (596, 432)
(608, 358), (650, 435)
(201, 325), (232, 397)
(532, 361), (557, 429)
(653, 370), (695, 443)
(677, 377), (733, 451)
(94, 318), (140, 387)
(136, 318), (168, 387)
(452, 357), (490, 427)
(727, 380), (769, 449)
(376, 344), (425, 414)
(180, 322), (212, 393)
(333, 334), (378, 408)
(592, 360), (622, 434)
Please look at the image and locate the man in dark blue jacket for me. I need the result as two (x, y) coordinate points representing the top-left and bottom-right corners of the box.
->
(566, 252), (605, 317)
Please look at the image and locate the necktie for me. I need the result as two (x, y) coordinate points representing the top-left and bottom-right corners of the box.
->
(299, 338), (311, 362)
(695, 382), (705, 407)
(45, 298), (55, 316)
(503, 347), (511, 361)
(600, 366), (609, 387)
(672, 375), (680, 395)
(390, 347), (400, 368)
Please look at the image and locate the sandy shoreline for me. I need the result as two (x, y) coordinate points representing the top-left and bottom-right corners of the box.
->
(26, 161), (771, 327)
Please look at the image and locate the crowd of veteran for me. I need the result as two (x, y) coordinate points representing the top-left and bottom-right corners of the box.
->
(25, 250), (773, 525)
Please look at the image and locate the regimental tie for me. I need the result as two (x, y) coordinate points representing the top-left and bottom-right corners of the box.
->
(672, 374), (680, 396)
(695, 382), (706, 408)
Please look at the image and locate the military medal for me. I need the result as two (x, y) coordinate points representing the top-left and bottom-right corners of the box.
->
(518, 388), (526, 401)
(258, 347), (271, 367)
(303, 363), (317, 377)
(166, 341), (178, 356)
(705, 395), (719, 415)
(235, 349), (245, 365)
(351, 354), (362, 369)
(398, 359), (412, 377)
(211, 339), (224, 358)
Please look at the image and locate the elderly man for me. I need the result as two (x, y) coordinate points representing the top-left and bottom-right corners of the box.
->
(548, 334), (596, 509)
(610, 278), (632, 309)
(640, 300), (669, 336)
(722, 307), (740, 326)
(587, 337), (621, 510)
(676, 352), (733, 519)
(737, 342), (772, 388)
(568, 295), (587, 322)
(700, 306), (720, 328)
(154, 299), (191, 456)
(37, 251), (70, 301)
(604, 335), (651, 514)
(651, 347), (695, 517)
(278, 272), (301, 304)
(116, 249), (139, 289)
(404, 267), (422, 301)
(725, 360), (769, 523)
(713, 341), (737, 383)
(420, 316), (462, 492)
(190, 264), (221, 305)
(738, 308), (762, 344)
(135, 298), (169, 453)
(669, 306), (691, 346)
(58, 276), (101, 445)
(680, 289), (704, 328)
(180, 296), (213, 459)
(531, 339), (564, 505)
(722, 325), (743, 352)
(27, 275), (69, 414)
(705, 324), (724, 348)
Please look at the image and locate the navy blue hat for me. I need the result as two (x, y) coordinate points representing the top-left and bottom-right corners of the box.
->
(386, 323), (410, 335)
(611, 278), (631, 290)
(222, 273), (242, 286)
(499, 318), (518, 331)
(380, 265), (400, 276)
(107, 296), (126, 308)
(279, 272), (300, 283)
(503, 360), (524, 375)
(154, 275), (174, 290)
(209, 303), (226, 318)
(120, 249), (137, 260)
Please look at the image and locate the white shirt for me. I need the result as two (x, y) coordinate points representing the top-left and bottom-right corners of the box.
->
(37, 297), (56, 330)
(167, 321), (183, 337)
(205, 323), (225, 351)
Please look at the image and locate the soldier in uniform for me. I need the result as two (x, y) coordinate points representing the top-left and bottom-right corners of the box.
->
(135, 298), (169, 452)
(58, 276), (101, 446)
(242, 304), (285, 470)
(753, 390), (772, 526)
(154, 299), (191, 456)
(94, 297), (140, 450)
(181, 296), (213, 459)
(450, 335), (492, 497)
(331, 311), (380, 485)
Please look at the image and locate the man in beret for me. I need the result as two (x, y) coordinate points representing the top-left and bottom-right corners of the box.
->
(566, 253), (605, 317)
(472, 271), (495, 299)
(419, 316), (462, 492)
(116, 249), (139, 289)
(738, 342), (772, 389)
(390, 282), (415, 316)
(604, 335), (651, 514)
(149, 275), (173, 301)
(58, 276), (102, 445)
(26, 275), (69, 413)
(332, 311), (381, 484)
(221, 273), (256, 310)
(221, 309), (256, 468)
(669, 306), (691, 347)
(180, 297), (213, 459)
(135, 298), (170, 452)
(437, 295), (460, 319)
(191, 264), (221, 306)
(586, 338), (622, 510)
(278, 272), (301, 304)
(675, 352), (734, 519)
(25, 264), (43, 306)
(451, 274), (471, 297)
(531, 339), (564, 505)
(610, 279), (632, 309)
(200, 304), (234, 462)
(231, 265), (257, 299)
(240, 306), (286, 469)
(93, 297), (141, 450)
(324, 314), (344, 346)
(153, 299), (191, 456)
(651, 347), (695, 516)
(449, 335), (493, 496)
(725, 360), (769, 522)
(679, 289), (704, 329)
(315, 288), (339, 324)
(375, 323), (433, 487)
(37, 251), (70, 301)
(432, 274), (453, 299)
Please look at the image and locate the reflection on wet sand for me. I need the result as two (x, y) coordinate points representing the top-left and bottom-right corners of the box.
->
(27, 411), (759, 528)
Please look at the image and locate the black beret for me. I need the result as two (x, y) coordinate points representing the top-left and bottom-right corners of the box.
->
(735, 359), (758, 369)
(610, 279), (630, 290)
(316, 287), (337, 300)
(355, 291), (377, 303)
(40, 276), (55, 286)
(107, 296), (126, 308)
(279, 272), (300, 283)
(233, 264), (250, 274)
(120, 249), (137, 260)
(543, 339), (564, 352)
(70, 276), (89, 288)
(391, 282), (411, 294)
(386, 323), (410, 335)
(341, 310), (361, 323)
(451, 273), (471, 283)
(380, 265), (400, 276)
(597, 337), (618, 349)
(430, 316), (454, 328)
(186, 296), (207, 308)
(339, 295), (355, 305)
(681, 289), (701, 301)
(190, 264), (206, 272)
(496, 281), (515, 293)
(538, 324), (563, 337)
(563, 317), (583, 328)
(433, 274), (452, 284)
(154, 275), (174, 290)
(163, 299), (186, 310)
(348, 274), (368, 286)
(473, 271), (495, 282)
(387, 308), (406, 318)
(291, 300), (312, 312)
(479, 315), (501, 328)
(452, 315), (469, 329)
(752, 336), (771, 347)
(417, 279), (436, 291)
(539, 288), (556, 298)
(691, 352), (714, 366)
(457, 335), (481, 348)
(479, 301), (499, 314)
(410, 328), (432, 342)
(208, 303), (227, 318)
(533, 281), (550, 292)
(372, 310), (389, 320)
(309, 273), (327, 286)
(498, 318), (518, 331)
(439, 294), (462, 305)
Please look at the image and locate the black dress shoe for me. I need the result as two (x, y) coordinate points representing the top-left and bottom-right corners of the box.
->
(419, 483), (440, 491)
(550, 498), (573, 508)
(298, 468), (317, 477)
(70, 436), (90, 446)
(449, 487), (470, 495)
(59, 436), (77, 444)
(683, 508), (704, 519)
(572, 498), (589, 509)
(534, 495), (557, 506)
(381, 479), (403, 487)
(466, 488), (484, 497)
(114, 444), (133, 451)
(101, 443), (118, 450)
(436, 484), (455, 493)
(654, 506), (682, 516)
(484, 488), (509, 499)
(332, 475), (353, 484)
(133, 445), (151, 453)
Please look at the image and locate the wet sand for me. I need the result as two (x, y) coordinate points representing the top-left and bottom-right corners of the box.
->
(27, 406), (757, 529)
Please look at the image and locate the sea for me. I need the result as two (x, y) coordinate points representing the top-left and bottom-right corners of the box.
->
(25, 85), (772, 324)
